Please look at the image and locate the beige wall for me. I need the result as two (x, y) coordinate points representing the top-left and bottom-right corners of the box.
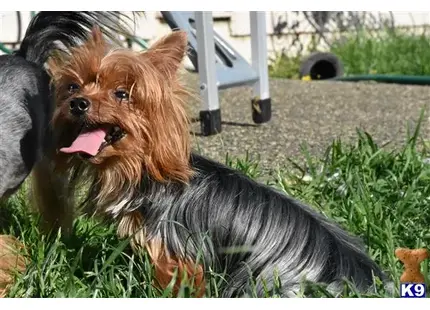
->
(1, 11), (429, 64)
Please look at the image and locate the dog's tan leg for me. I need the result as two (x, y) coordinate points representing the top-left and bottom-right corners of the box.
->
(152, 254), (206, 297)
(145, 239), (205, 297)
(118, 212), (206, 297)
(0, 235), (27, 297)
(30, 156), (74, 237)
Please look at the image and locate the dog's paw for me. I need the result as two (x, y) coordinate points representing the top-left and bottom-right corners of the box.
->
(0, 235), (27, 298)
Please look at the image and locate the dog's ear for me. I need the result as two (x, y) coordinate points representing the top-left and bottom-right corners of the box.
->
(144, 31), (188, 78)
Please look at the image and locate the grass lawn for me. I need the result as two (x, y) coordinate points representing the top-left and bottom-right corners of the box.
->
(1, 117), (430, 297)
(269, 28), (430, 79)
(330, 28), (430, 76)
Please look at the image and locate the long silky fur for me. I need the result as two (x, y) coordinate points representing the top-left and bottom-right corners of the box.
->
(41, 29), (391, 297)
(55, 152), (389, 297)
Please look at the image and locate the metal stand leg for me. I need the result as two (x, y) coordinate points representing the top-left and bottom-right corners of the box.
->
(250, 11), (271, 124)
(161, 11), (272, 135)
(195, 11), (222, 136)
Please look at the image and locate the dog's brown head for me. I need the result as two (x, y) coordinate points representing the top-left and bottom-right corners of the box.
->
(49, 27), (193, 188)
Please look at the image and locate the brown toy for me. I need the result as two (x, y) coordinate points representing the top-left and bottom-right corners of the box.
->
(395, 247), (429, 283)
(0, 235), (26, 297)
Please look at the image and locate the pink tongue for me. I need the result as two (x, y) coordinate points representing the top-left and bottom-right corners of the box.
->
(60, 128), (107, 156)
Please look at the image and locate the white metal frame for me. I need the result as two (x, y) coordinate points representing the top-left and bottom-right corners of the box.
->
(195, 11), (270, 114)
(195, 12), (220, 112)
(250, 11), (270, 102)
(160, 11), (271, 135)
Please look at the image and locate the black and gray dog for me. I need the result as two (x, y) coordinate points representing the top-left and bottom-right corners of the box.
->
(0, 11), (131, 199)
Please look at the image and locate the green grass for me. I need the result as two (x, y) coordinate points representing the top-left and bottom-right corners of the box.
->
(1, 117), (430, 297)
(269, 27), (430, 78)
(268, 54), (302, 80)
(331, 28), (430, 76)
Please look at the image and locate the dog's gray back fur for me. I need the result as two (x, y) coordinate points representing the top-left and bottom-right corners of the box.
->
(0, 57), (51, 197)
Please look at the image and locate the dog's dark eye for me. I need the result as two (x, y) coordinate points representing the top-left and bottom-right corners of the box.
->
(114, 90), (129, 101)
(68, 83), (80, 93)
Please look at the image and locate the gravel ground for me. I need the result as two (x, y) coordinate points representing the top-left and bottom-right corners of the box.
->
(183, 73), (430, 173)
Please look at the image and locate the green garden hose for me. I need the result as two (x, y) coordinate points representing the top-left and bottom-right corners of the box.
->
(0, 42), (12, 54)
(131, 36), (150, 50)
(330, 74), (430, 86)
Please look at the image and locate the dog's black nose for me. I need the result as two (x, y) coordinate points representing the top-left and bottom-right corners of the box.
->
(70, 97), (90, 116)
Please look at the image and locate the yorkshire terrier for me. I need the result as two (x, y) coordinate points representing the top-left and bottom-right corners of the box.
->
(0, 11), (131, 199)
(34, 27), (390, 297)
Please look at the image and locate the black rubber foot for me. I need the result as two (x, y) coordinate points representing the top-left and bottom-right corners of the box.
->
(252, 97), (272, 124)
(200, 109), (222, 136)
